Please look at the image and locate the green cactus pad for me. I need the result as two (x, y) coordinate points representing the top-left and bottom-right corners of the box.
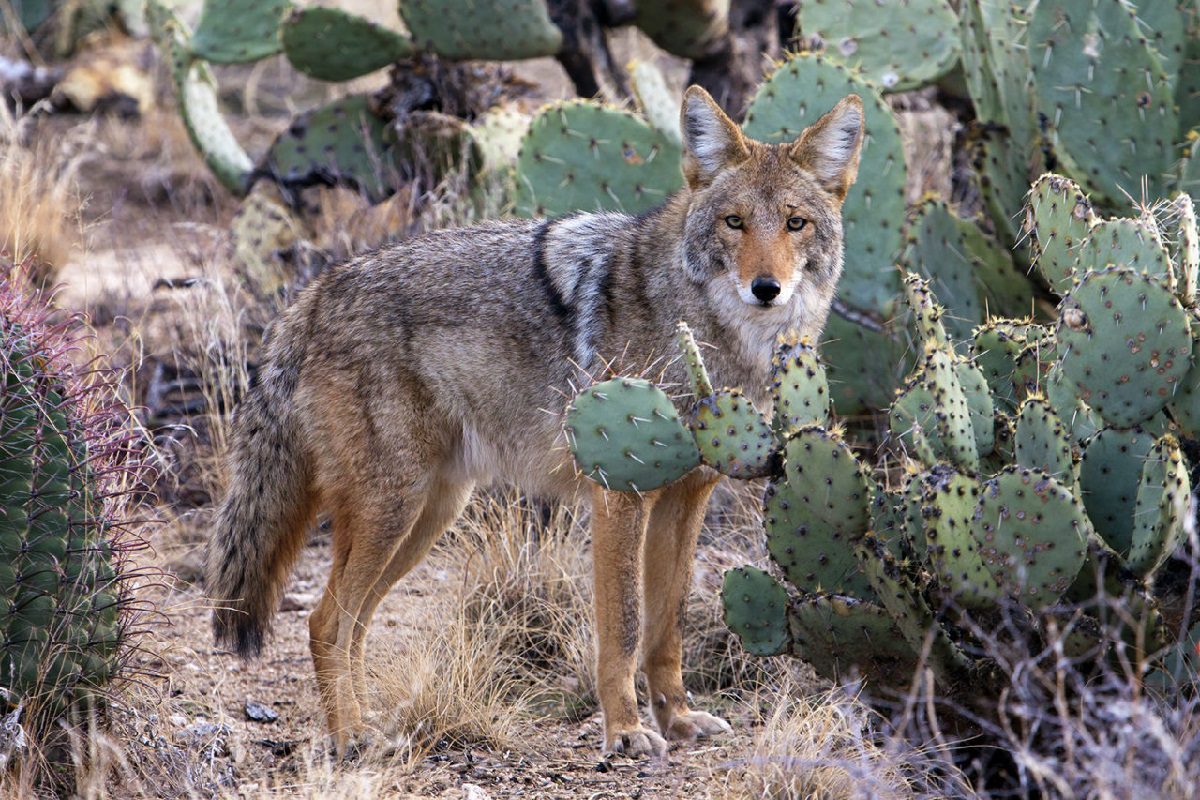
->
(690, 390), (776, 479)
(1043, 365), (1102, 446)
(854, 532), (969, 680)
(515, 101), (683, 217)
(191, 0), (290, 64)
(1079, 426), (1155, 556)
(1029, 0), (1178, 204)
(1056, 267), (1193, 429)
(870, 486), (909, 562)
(1076, 217), (1173, 289)
(721, 567), (789, 656)
(1025, 172), (1096, 294)
(1168, 325), (1200, 438)
(770, 335), (830, 436)
(631, 60), (682, 148)
(676, 321), (713, 399)
(971, 321), (1028, 414)
(956, 358), (996, 458)
(0, 0), (53, 33)
(921, 466), (999, 610)
(400, 0), (562, 60)
(795, 0), (960, 92)
(821, 313), (911, 414)
(634, 0), (728, 60)
(901, 470), (927, 560)
(765, 428), (873, 597)
(903, 272), (950, 350)
(903, 201), (1034, 342)
(1173, 194), (1199, 306)
(565, 377), (700, 493)
(1127, 436), (1191, 579)
(743, 54), (906, 315)
(1015, 396), (1075, 486)
(972, 467), (1091, 609)
(788, 595), (917, 685)
(263, 95), (397, 203)
(975, 132), (1035, 250)
(982, 411), (1018, 476)
(156, 11), (253, 194)
(282, 7), (414, 82)
(889, 349), (979, 472)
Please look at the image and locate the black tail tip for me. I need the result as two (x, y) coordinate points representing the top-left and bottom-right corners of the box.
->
(213, 608), (265, 659)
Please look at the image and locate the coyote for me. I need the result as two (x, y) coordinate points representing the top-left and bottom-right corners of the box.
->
(207, 86), (864, 758)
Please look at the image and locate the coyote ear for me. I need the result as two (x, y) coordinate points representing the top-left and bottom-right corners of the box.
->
(789, 95), (865, 201)
(680, 86), (750, 188)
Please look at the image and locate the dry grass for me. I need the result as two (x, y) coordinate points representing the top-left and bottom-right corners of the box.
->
(723, 676), (976, 800)
(0, 103), (87, 283)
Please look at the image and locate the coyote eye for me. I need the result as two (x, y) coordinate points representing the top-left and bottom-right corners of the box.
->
(787, 217), (808, 232)
(725, 215), (743, 229)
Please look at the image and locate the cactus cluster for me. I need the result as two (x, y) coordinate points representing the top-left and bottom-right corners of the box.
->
(563, 173), (1200, 704)
(0, 263), (147, 731)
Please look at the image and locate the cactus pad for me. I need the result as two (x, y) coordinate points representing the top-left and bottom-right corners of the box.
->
(795, 0), (960, 92)
(889, 349), (979, 472)
(565, 377), (700, 493)
(1127, 436), (1191, 579)
(263, 95), (397, 203)
(282, 7), (414, 82)
(1056, 267), (1193, 428)
(1079, 426), (1155, 555)
(770, 336), (830, 435)
(515, 101), (683, 217)
(854, 532), (969, 680)
(400, 0), (562, 60)
(821, 313), (910, 414)
(972, 321), (1027, 413)
(743, 54), (906, 315)
(634, 0), (728, 60)
(972, 467), (1090, 609)
(191, 0), (290, 64)
(676, 321), (713, 399)
(690, 390), (776, 479)
(765, 428), (873, 597)
(904, 201), (1033, 342)
(1029, 0), (1178, 204)
(1025, 172), (1096, 293)
(1076, 217), (1173, 289)
(921, 467), (999, 610)
(721, 566), (789, 656)
(787, 595), (917, 685)
(956, 358), (996, 458)
(1015, 396), (1075, 486)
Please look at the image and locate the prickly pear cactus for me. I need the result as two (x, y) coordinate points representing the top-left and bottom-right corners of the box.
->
(515, 101), (683, 217)
(400, 0), (562, 60)
(281, 7), (414, 82)
(0, 264), (145, 727)
(191, 0), (291, 64)
(795, 0), (960, 92)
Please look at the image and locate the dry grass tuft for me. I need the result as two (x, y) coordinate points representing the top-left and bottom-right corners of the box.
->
(0, 104), (87, 284)
(725, 676), (975, 800)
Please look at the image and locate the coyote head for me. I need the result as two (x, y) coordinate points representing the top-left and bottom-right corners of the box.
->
(678, 86), (864, 312)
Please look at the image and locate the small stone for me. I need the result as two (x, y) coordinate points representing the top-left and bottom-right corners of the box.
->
(245, 701), (279, 723)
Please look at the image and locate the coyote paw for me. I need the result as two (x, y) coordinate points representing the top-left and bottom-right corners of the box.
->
(663, 710), (732, 742)
(605, 726), (668, 759)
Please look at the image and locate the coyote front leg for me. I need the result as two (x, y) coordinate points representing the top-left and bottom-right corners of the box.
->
(641, 471), (731, 741)
(590, 485), (667, 758)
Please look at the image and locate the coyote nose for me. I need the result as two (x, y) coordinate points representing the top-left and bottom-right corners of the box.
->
(751, 276), (781, 303)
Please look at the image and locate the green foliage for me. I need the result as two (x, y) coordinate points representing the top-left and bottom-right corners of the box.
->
(400, 0), (561, 60)
(634, 0), (729, 60)
(192, 0), (291, 64)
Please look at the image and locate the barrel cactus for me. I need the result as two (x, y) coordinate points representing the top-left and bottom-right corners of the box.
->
(0, 261), (147, 736)
(563, 175), (1200, 718)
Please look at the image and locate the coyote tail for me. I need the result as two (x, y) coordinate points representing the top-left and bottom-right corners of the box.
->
(207, 320), (314, 658)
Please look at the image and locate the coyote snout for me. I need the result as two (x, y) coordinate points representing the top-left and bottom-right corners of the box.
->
(207, 85), (863, 760)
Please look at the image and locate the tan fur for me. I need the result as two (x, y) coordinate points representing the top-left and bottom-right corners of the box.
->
(206, 87), (864, 758)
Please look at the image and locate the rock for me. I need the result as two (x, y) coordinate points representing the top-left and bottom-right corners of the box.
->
(461, 784), (492, 800)
(244, 701), (279, 723)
